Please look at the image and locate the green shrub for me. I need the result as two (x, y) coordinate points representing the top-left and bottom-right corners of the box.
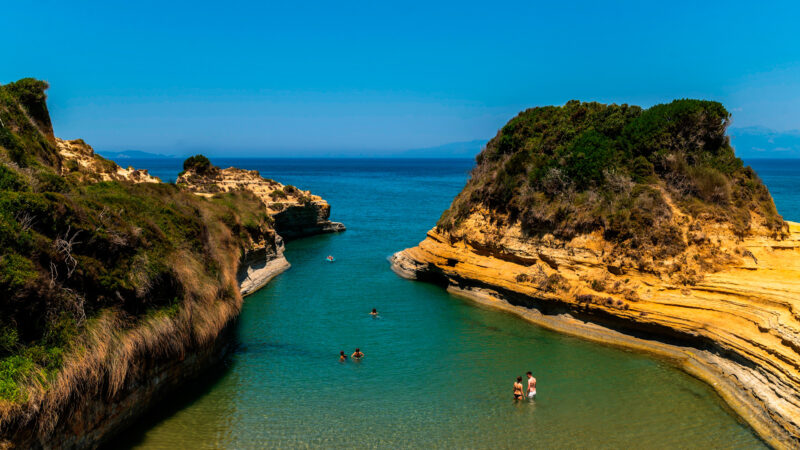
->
(64, 159), (79, 173)
(3, 78), (52, 132)
(0, 354), (35, 401)
(0, 164), (27, 191)
(0, 326), (19, 356)
(0, 127), (27, 165)
(269, 189), (287, 200)
(0, 253), (37, 291)
(689, 166), (731, 204)
(631, 156), (655, 182)
(183, 154), (212, 174)
(562, 130), (615, 189)
(35, 171), (69, 192)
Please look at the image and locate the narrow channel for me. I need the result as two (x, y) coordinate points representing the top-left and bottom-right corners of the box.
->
(117, 159), (764, 448)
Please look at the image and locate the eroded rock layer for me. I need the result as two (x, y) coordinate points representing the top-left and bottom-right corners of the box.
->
(393, 215), (800, 448)
(56, 138), (160, 183)
(391, 100), (800, 448)
(177, 165), (345, 239)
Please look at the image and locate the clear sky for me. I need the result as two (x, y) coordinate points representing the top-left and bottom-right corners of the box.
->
(4, 1), (800, 156)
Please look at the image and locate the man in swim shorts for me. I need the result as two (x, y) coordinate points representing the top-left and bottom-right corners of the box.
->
(526, 371), (536, 399)
(513, 376), (524, 400)
(351, 348), (364, 360)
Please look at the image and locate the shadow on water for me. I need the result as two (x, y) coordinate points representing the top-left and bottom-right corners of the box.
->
(101, 352), (235, 450)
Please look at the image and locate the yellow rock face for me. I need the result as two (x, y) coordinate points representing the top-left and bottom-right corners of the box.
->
(177, 166), (323, 212)
(393, 215), (800, 448)
(176, 166), (345, 239)
(56, 138), (161, 183)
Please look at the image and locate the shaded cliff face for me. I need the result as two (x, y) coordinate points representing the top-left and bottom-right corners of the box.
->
(393, 100), (800, 448)
(0, 79), (340, 447)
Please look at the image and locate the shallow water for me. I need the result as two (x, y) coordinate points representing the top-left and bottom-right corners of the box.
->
(112, 158), (776, 448)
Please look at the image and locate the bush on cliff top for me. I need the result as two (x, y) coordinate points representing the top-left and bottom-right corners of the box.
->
(438, 100), (784, 257)
(183, 154), (212, 174)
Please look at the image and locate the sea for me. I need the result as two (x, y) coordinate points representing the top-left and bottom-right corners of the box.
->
(105, 157), (799, 448)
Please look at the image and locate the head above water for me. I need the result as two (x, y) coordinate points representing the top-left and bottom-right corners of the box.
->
(527, 372), (532, 377)
(372, 308), (377, 313)
(355, 348), (360, 352)
(517, 376), (522, 382)
(340, 351), (345, 356)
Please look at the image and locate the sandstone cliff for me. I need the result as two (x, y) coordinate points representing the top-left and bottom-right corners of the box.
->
(177, 163), (345, 240)
(393, 100), (800, 448)
(56, 138), (160, 184)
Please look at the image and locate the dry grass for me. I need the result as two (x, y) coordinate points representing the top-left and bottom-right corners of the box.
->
(0, 192), (267, 443)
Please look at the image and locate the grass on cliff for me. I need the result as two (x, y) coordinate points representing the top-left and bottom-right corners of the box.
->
(438, 100), (784, 261)
(0, 80), (275, 416)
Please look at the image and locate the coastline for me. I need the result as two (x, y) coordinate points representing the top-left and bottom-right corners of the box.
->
(444, 284), (776, 447)
(390, 225), (800, 450)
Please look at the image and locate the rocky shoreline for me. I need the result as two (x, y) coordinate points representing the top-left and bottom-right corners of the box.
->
(392, 220), (800, 449)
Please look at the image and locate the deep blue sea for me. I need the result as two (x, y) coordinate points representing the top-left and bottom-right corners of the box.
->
(107, 157), (799, 448)
(116, 157), (800, 223)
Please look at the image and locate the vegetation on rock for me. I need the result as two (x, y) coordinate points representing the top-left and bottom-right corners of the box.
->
(438, 100), (785, 262)
(0, 79), (273, 435)
(182, 154), (213, 175)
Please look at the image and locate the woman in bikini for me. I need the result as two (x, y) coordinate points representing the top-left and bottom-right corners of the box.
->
(513, 376), (524, 400)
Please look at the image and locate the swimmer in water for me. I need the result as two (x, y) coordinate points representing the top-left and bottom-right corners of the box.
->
(526, 371), (536, 399)
(370, 308), (378, 316)
(351, 348), (364, 360)
(339, 351), (347, 362)
(513, 376), (524, 400)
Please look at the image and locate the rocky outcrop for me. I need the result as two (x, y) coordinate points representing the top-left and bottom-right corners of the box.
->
(56, 138), (160, 183)
(238, 233), (291, 297)
(393, 214), (800, 449)
(273, 201), (346, 240)
(178, 165), (345, 240)
(392, 99), (800, 448)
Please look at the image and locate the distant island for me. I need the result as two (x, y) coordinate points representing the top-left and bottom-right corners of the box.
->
(389, 139), (487, 158)
(95, 149), (177, 159)
(729, 126), (800, 159)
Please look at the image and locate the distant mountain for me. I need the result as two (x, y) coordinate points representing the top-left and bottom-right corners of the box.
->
(96, 150), (177, 159)
(391, 139), (487, 158)
(729, 127), (800, 159)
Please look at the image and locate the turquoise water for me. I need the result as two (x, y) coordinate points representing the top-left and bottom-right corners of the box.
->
(111, 158), (780, 448)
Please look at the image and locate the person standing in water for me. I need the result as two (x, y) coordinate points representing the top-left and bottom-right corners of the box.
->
(351, 348), (364, 360)
(339, 351), (347, 362)
(370, 308), (378, 317)
(513, 376), (524, 400)
(526, 371), (537, 399)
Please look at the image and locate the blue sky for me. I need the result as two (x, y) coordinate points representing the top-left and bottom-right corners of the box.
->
(4, 1), (800, 156)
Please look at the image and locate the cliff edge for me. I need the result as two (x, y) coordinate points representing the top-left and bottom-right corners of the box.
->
(392, 100), (800, 448)
(176, 155), (345, 241)
(0, 79), (342, 447)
